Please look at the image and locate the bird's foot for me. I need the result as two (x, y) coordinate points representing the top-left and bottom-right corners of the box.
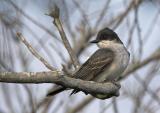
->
(110, 80), (121, 89)
(110, 80), (121, 97)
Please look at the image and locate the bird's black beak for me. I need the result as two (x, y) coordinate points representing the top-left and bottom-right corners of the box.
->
(90, 40), (99, 43)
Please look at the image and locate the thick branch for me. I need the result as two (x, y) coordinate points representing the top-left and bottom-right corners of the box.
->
(0, 71), (119, 96)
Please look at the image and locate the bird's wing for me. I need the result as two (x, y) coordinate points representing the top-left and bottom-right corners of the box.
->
(73, 48), (114, 81)
(70, 48), (114, 95)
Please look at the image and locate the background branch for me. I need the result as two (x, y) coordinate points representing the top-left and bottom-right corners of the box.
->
(122, 48), (160, 79)
(16, 33), (56, 71)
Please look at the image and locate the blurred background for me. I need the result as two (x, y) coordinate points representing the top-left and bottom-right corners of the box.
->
(0, 0), (160, 113)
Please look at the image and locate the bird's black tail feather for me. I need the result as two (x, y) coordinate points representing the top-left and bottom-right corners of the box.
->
(70, 89), (79, 96)
(47, 86), (66, 96)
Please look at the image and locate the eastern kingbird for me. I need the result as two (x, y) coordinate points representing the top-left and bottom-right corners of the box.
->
(47, 27), (130, 99)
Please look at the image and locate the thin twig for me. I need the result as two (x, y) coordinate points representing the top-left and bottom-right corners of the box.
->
(72, 0), (91, 29)
(47, 6), (80, 69)
(134, 5), (143, 60)
(111, 0), (142, 30)
(67, 96), (94, 113)
(16, 33), (56, 71)
(94, 0), (111, 28)
(1, 84), (15, 113)
(7, 0), (60, 42)
(121, 48), (160, 79)
(112, 97), (118, 113)
(134, 73), (160, 105)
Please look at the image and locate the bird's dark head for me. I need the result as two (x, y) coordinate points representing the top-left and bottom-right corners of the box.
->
(90, 28), (123, 44)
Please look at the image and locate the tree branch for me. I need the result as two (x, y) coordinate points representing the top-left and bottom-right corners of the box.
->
(121, 48), (160, 79)
(47, 6), (80, 69)
(7, 0), (61, 42)
(16, 33), (56, 71)
(0, 71), (119, 96)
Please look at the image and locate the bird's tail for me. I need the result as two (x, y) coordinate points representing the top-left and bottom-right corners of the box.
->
(47, 86), (66, 96)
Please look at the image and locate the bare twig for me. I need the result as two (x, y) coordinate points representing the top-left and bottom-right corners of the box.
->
(111, 0), (142, 30)
(1, 84), (15, 113)
(51, 100), (63, 113)
(37, 96), (55, 111)
(143, 8), (160, 45)
(23, 85), (36, 113)
(112, 97), (118, 113)
(134, 73), (160, 105)
(47, 6), (80, 69)
(67, 96), (94, 113)
(72, 0), (91, 29)
(94, 0), (111, 28)
(16, 33), (56, 71)
(121, 48), (160, 79)
(61, 0), (75, 39)
(7, 0), (60, 42)
(134, 5), (143, 60)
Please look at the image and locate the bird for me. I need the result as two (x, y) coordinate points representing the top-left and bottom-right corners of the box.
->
(47, 27), (130, 99)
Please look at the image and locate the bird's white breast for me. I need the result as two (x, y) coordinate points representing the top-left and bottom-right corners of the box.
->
(97, 41), (130, 82)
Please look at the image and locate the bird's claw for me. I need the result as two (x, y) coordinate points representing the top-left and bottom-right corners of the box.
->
(110, 80), (121, 89)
